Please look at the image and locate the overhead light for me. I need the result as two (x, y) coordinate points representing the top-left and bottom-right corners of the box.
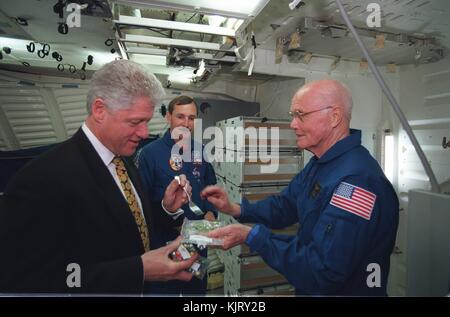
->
(383, 132), (394, 183)
(195, 59), (206, 75)
(111, 0), (269, 19)
(0, 37), (29, 52)
(126, 47), (169, 56)
(124, 34), (234, 52)
(289, 0), (304, 10)
(130, 54), (167, 66)
(117, 15), (235, 37)
(415, 48), (422, 60)
(168, 76), (191, 86)
(207, 15), (226, 27)
(226, 18), (244, 30)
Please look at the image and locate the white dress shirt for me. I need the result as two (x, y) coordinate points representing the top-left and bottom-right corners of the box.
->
(81, 123), (145, 216)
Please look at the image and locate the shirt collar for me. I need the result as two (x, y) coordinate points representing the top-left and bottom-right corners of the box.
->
(317, 129), (361, 164)
(162, 128), (197, 148)
(162, 127), (206, 155)
(82, 122), (116, 166)
(162, 128), (175, 147)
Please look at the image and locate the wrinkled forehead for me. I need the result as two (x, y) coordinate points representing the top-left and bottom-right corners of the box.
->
(172, 102), (197, 115)
(113, 96), (155, 114)
(291, 86), (323, 111)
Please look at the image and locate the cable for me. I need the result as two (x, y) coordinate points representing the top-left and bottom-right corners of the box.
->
(334, 0), (440, 193)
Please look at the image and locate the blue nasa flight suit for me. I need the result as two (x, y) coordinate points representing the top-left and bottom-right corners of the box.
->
(138, 129), (217, 295)
(240, 129), (399, 296)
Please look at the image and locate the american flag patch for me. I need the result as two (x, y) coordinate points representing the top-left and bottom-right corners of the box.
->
(330, 182), (376, 220)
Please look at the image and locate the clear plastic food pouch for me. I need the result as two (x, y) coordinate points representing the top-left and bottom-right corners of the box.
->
(180, 219), (225, 249)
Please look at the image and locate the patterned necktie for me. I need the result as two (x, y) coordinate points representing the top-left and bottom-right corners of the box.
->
(113, 157), (150, 252)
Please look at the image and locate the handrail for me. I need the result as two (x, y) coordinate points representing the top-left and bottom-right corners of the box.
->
(335, 0), (440, 193)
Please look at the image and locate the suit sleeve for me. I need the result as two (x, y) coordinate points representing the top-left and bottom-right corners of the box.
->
(246, 175), (383, 294)
(0, 166), (74, 292)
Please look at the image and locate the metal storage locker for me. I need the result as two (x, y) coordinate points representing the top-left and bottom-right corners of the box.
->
(216, 116), (302, 295)
(224, 255), (288, 295)
(237, 283), (295, 296)
(220, 152), (302, 187)
(217, 116), (298, 152)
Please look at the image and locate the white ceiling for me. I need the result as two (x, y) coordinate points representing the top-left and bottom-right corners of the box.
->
(258, 0), (450, 47)
(250, 0), (450, 65)
(0, 0), (269, 83)
(1, 0), (450, 84)
(112, 0), (270, 19)
(0, 0), (119, 79)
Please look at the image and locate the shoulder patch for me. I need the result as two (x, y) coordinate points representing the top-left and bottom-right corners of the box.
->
(329, 182), (376, 220)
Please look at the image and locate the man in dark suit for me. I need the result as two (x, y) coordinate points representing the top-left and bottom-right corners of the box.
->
(0, 60), (196, 294)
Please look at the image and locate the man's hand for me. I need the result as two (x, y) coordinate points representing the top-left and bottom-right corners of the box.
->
(141, 236), (198, 281)
(200, 186), (241, 218)
(163, 174), (191, 212)
(207, 224), (252, 250)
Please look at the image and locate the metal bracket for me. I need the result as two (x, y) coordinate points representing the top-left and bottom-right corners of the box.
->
(443, 137), (450, 149)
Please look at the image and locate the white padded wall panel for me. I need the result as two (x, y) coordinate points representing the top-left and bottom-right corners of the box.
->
(398, 60), (450, 195)
(387, 57), (450, 296)
(407, 190), (450, 296)
(0, 137), (6, 151)
(0, 70), (245, 149)
(148, 100), (167, 137)
(0, 87), (57, 148)
(52, 87), (89, 137)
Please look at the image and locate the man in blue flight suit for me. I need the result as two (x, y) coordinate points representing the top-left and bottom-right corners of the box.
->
(201, 79), (399, 296)
(138, 95), (217, 295)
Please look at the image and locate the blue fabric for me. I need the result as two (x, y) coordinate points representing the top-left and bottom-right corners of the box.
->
(138, 129), (217, 295)
(245, 224), (260, 245)
(239, 129), (399, 296)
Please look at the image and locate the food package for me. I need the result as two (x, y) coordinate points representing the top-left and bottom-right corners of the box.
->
(181, 219), (225, 249)
(170, 242), (208, 279)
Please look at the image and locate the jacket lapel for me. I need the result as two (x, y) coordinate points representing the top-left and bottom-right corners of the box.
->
(72, 129), (145, 253)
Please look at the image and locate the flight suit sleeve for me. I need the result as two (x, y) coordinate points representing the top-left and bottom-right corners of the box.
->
(138, 146), (184, 230)
(239, 170), (305, 229)
(137, 147), (156, 201)
(246, 175), (383, 294)
(203, 161), (218, 216)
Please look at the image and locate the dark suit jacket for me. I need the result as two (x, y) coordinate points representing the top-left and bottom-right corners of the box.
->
(0, 129), (168, 294)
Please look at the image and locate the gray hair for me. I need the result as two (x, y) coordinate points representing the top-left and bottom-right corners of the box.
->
(86, 59), (165, 113)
